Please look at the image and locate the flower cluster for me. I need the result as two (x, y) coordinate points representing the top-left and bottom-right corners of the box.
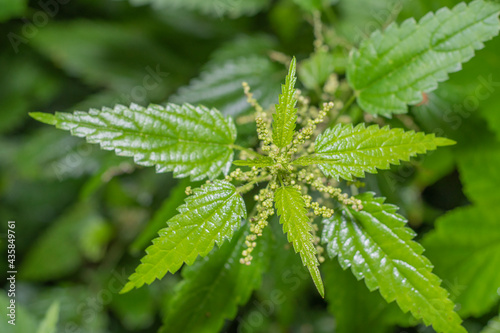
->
(233, 81), (364, 265)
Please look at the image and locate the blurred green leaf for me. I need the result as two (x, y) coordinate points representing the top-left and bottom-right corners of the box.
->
(14, 128), (113, 181)
(298, 50), (335, 91)
(20, 204), (108, 281)
(205, 34), (277, 68)
(0, 53), (60, 134)
(292, 0), (338, 13)
(172, 56), (284, 117)
(36, 301), (60, 333)
(161, 225), (269, 332)
(482, 312), (500, 333)
(31, 20), (189, 103)
(0, 0), (26, 21)
(111, 288), (156, 330)
(129, 0), (268, 18)
(79, 217), (114, 262)
(457, 144), (500, 205)
(334, 0), (400, 44)
(413, 148), (455, 189)
(422, 205), (500, 317)
(323, 259), (415, 333)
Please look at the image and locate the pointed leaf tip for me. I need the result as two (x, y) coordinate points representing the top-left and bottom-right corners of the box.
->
(435, 137), (456, 146)
(275, 186), (324, 297)
(119, 282), (134, 294)
(29, 112), (57, 125)
(125, 181), (246, 290)
(272, 56), (298, 148)
(29, 104), (237, 181)
(314, 124), (455, 181)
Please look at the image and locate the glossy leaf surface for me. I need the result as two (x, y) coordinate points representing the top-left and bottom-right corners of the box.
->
(314, 123), (454, 181)
(122, 180), (246, 292)
(347, 0), (500, 116)
(275, 186), (324, 297)
(322, 192), (465, 333)
(272, 57), (298, 148)
(30, 103), (236, 181)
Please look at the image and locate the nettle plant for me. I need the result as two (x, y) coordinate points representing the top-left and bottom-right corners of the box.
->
(31, 1), (500, 332)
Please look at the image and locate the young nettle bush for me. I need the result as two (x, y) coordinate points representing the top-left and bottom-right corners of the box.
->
(30, 1), (500, 332)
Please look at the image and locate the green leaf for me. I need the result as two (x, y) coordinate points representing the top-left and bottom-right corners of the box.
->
(161, 225), (269, 333)
(421, 205), (500, 317)
(233, 156), (274, 167)
(205, 35), (277, 68)
(0, 0), (26, 21)
(30, 103), (236, 181)
(347, 0), (500, 116)
(323, 259), (415, 333)
(171, 56), (283, 117)
(129, 0), (268, 18)
(0, 53), (59, 135)
(322, 192), (465, 333)
(457, 144), (500, 206)
(275, 186), (324, 297)
(36, 301), (60, 333)
(122, 180), (246, 292)
(314, 123), (455, 181)
(272, 57), (298, 148)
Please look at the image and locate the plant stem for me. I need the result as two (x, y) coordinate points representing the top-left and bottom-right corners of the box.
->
(231, 144), (262, 159)
(237, 174), (272, 194)
(332, 94), (356, 124)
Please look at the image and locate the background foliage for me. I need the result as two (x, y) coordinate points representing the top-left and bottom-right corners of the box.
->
(1, 0), (500, 332)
